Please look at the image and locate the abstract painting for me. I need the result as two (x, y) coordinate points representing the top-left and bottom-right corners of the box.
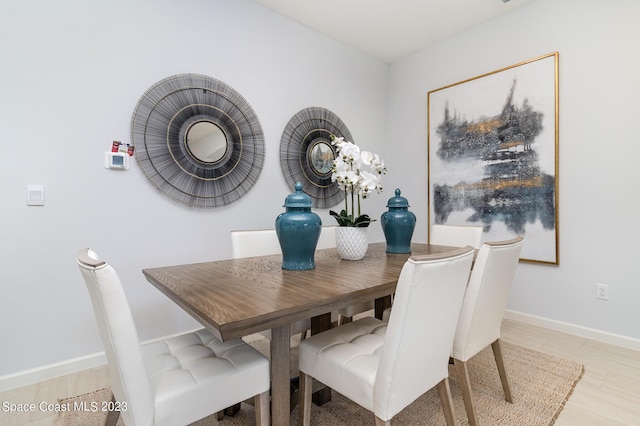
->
(428, 53), (559, 264)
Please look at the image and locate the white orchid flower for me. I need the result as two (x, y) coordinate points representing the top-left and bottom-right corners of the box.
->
(371, 154), (387, 174)
(339, 142), (361, 165)
(331, 156), (348, 174)
(359, 171), (381, 198)
(343, 169), (360, 186)
(361, 151), (375, 165)
(333, 169), (360, 193)
(329, 138), (386, 226)
(331, 136), (346, 149)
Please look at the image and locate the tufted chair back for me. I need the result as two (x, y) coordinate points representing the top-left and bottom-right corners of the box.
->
(451, 236), (524, 426)
(431, 224), (484, 249)
(316, 225), (337, 249)
(374, 246), (475, 421)
(452, 236), (525, 361)
(231, 226), (337, 258)
(230, 229), (280, 258)
(77, 249), (154, 426)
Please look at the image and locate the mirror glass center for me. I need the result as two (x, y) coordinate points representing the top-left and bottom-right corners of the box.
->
(309, 140), (334, 175)
(185, 121), (227, 163)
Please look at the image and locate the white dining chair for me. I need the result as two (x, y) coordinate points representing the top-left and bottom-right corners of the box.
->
(298, 246), (475, 425)
(230, 228), (281, 259)
(380, 224), (484, 323)
(430, 224), (484, 249)
(76, 248), (270, 426)
(232, 225), (338, 258)
(451, 236), (524, 426)
(315, 225), (337, 251)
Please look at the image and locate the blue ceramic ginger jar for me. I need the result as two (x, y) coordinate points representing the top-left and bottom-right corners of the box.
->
(275, 182), (322, 270)
(381, 188), (416, 254)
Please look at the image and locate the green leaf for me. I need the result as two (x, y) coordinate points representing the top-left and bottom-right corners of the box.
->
(330, 210), (376, 227)
(354, 214), (375, 227)
(330, 209), (353, 227)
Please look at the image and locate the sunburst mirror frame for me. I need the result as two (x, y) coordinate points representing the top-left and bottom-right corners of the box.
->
(280, 107), (352, 208)
(131, 74), (265, 208)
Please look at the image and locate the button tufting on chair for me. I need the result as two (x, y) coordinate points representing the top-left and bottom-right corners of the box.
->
(298, 246), (476, 425)
(77, 248), (271, 426)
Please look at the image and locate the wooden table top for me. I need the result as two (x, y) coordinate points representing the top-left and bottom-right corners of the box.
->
(142, 242), (456, 341)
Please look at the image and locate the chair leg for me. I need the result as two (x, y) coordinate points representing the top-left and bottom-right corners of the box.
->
(375, 416), (392, 425)
(105, 393), (120, 426)
(223, 403), (241, 416)
(254, 390), (271, 426)
(453, 358), (478, 426)
(105, 409), (120, 426)
(436, 378), (457, 426)
(298, 371), (313, 426)
(491, 339), (513, 403)
(338, 315), (353, 326)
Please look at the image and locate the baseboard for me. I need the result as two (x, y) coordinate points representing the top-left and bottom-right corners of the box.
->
(504, 309), (640, 351)
(0, 328), (202, 393)
(0, 352), (107, 393)
(3, 316), (638, 392)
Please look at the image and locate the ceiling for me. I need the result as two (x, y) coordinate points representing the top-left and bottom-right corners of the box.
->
(250, 0), (537, 63)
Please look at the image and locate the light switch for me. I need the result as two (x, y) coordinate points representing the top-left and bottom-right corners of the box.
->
(27, 184), (44, 206)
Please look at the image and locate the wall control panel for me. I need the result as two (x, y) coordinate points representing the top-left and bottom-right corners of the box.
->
(105, 141), (134, 170)
(105, 151), (130, 170)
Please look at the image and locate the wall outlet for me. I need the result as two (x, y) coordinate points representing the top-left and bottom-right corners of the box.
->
(596, 283), (609, 301)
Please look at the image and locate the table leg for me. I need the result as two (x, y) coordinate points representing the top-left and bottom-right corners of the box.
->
(375, 295), (392, 320)
(270, 323), (291, 425)
(310, 313), (332, 406)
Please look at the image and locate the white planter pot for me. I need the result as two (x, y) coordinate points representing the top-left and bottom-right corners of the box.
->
(335, 227), (369, 260)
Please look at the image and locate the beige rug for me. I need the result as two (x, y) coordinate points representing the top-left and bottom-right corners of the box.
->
(57, 339), (583, 425)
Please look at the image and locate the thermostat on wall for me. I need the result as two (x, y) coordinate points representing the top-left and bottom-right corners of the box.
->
(104, 152), (130, 170)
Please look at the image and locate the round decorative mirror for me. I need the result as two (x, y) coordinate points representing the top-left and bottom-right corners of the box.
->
(280, 107), (353, 208)
(185, 121), (227, 164)
(131, 74), (264, 208)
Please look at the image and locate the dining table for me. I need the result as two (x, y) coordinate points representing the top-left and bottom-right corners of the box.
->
(142, 241), (459, 425)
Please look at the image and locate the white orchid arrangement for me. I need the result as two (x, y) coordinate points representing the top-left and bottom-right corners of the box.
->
(330, 136), (386, 227)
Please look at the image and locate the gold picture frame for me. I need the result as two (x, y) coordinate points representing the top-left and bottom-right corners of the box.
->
(428, 52), (559, 264)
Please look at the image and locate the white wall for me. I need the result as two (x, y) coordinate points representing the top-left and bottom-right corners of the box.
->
(0, 0), (389, 377)
(3, 0), (639, 382)
(386, 0), (640, 340)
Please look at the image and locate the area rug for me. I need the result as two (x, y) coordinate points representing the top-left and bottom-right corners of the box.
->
(57, 340), (583, 425)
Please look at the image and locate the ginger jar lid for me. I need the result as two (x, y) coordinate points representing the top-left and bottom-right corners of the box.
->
(386, 188), (410, 208)
(283, 182), (313, 208)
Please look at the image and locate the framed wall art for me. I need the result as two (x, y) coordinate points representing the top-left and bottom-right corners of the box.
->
(427, 52), (559, 264)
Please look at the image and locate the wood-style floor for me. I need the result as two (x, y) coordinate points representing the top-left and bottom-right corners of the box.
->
(1, 319), (639, 425)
